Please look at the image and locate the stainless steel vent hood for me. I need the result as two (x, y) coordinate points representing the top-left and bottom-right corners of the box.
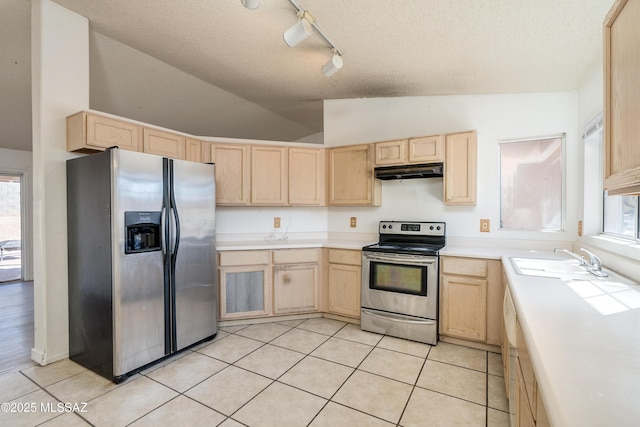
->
(374, 163), (443, 180)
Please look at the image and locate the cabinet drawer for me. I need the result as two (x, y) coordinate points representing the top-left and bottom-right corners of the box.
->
(328, 249), (361, 266)
(273, 248), (319, 264)
(219, 250), (270, 266)
(441, 256), (488, 277)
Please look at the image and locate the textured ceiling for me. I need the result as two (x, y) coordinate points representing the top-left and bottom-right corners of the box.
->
(1, 0), (615, 151)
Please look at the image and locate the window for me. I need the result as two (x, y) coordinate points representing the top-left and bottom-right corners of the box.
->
(603, 193), (639, 239)
(500, 135), (564, 231)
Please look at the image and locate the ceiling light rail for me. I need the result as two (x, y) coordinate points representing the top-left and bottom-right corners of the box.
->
(240, 0), (344, 76)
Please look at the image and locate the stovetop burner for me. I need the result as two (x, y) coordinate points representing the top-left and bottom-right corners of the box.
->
(363, 221), (446, 255)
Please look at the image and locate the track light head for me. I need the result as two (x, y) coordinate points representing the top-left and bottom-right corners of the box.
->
(322, 54), (343, 77)
(283, 18), (312, 47)
(241, 0), (260, 10)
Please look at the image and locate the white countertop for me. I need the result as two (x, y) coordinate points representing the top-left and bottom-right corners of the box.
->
(217, 238), (375, 251)
(215, 241), (640, 424)
(502, 251), (640, 427)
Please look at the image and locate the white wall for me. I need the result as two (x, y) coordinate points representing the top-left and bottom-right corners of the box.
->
(31, 0), (88, 364)
(217, 206), (328, 240)
(0, 148), (33, 280)
(323, 93), (580, 248)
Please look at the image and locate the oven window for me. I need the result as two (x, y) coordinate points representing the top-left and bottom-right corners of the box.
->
(369, 262), (427, 296)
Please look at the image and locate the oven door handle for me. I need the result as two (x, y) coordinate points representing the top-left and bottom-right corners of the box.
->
(361, 309), (436, 325)
(363, 252), (437, 266)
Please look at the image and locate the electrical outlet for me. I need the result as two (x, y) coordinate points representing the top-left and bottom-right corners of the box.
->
(274, 217), (281, 229)
(350, 217), (357, 228)
(480, 219), (490, 232)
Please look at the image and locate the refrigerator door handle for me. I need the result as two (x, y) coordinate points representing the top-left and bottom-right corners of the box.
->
(160, 206), (167, 255)
(169, 174), (180, 259)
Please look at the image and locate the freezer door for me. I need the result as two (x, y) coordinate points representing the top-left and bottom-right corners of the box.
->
(171, 159), (217, 350)
(111, 150), (166, 377)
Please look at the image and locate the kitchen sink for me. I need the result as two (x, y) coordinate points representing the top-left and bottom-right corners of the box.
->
(510, 257), (593, 279)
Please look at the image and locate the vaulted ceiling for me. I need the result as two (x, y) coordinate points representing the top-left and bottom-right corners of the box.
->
(1, 0), (614, 151)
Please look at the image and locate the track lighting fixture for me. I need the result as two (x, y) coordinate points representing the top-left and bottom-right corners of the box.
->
(283, 16), (312, 47)
(285, 0), (344, 77)
(322, 52), (343, 77)
(240, 0), (260, 10)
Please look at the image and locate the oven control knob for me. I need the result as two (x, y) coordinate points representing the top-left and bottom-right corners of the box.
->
(382, 224), (387, 229)
(388, 225), (393, 229)
(437, 226), (441, 230)
(429, 226), (434, 230)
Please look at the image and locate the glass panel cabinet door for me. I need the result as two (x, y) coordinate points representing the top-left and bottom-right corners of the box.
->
(219, 265), (271, 319)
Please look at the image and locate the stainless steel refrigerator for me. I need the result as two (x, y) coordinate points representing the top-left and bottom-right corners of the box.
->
(67, 148), (217, 383)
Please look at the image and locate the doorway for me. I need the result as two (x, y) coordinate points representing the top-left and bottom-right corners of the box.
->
(0, 174), (22, 283)
(0, 174), (23, 284)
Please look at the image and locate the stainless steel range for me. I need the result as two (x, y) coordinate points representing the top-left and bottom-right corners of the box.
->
(361, 221), (445, 345)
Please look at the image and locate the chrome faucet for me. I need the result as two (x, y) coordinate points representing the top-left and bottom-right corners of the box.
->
(553, 248), (587, 266)
(580, 248), (608, 277)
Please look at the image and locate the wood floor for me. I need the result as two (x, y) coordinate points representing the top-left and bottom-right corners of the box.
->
(0, 280), (35, 374)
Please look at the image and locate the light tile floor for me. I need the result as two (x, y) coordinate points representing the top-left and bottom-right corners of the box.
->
(0, 318), (510, 427)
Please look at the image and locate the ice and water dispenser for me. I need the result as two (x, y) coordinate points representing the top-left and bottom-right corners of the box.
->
(124, 211), (162, 254)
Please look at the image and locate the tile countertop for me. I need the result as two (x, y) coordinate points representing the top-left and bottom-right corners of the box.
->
(501, 251), (640, 427)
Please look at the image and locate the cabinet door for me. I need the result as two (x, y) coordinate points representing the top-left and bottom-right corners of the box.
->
(273, 264), (318, 314)
(143, 128), (185, 159)
(327, 263), (361, 318)
(219, 265), (271, 319)
(185, 138), (202, 163)
(251, 146), (288, 205)
(440, 274), (487, 341)
(604, 0), (640, 195)
(289, 147), (324, 205)
(70, 113), (141, 152)
(201, 141), (213, 164)
(444, 131), (477, 205)
(408, 135), (443, 163)
(516, 365), (536, 427)
(213, 144), (250, 205)
(328, 144), (380, 206)
(375, 139), (407, 166)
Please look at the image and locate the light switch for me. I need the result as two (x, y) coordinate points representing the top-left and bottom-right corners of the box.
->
(480, 219), (490, 232)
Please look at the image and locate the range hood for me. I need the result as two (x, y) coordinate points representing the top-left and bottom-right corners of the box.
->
(374, 163), (444, 180)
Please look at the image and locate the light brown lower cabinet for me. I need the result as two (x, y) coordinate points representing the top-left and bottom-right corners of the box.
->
(439, 256), (502, 344)
(325, 249), (361, 318)
(513, 319), (551, 427)
(273, 249), (320, 314)
(218, 251), (271, 320)
(218, 249), (321, 320)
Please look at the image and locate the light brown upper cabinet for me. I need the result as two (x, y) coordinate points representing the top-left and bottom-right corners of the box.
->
(185, 138), (202, 163)
(444, 130), (477, 205)
(201, 141), (213, 164)
(251, 146), (288, 205)
(604, 0), (640, 195)
(212, 144), (251, 205)
(409, 135), (444, 163)
(374, 135), (444, 166)
(375, 139), (407, 166)
(289, 147), (325, 205)
(328, 144), (381, 206)
(143, 128), (185, 160)
(67, 112), (142, 153)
